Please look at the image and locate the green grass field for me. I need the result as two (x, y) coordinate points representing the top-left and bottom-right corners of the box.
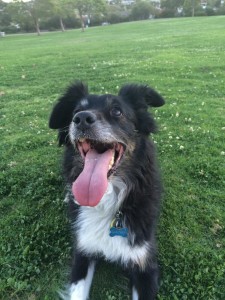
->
(0, 16), (225, 299)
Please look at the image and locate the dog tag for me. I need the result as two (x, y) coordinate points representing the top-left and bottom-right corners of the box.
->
(109, 211), (128, 238)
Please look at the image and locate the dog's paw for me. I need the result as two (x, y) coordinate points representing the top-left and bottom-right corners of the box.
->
(70, 281), (87, 300)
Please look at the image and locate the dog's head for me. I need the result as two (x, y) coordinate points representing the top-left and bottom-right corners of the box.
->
(49, 81), (165, 207)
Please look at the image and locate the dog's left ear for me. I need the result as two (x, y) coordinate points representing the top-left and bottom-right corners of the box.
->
(119, 84), (165, 134)
(118, 84), (165, 108)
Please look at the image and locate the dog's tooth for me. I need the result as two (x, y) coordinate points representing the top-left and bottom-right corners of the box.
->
(108, 154), (115, 170)
(79, 138), (85, 143)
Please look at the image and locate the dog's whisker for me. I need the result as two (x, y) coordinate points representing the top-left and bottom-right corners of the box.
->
(58, 125), (69, 133)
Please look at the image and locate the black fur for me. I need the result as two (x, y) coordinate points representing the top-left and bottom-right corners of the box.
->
(49, 81), (165, 299)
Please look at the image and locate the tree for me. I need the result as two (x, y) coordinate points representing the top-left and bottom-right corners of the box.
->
(48, 0), (72, 32)
(7, 1), (30, 31)
(0, 1), (12, 29)
(130, 0), (155, 20)
(161, 0), (185, 16)
(183, 0), (201, 16)
(9, 0), (53, 35)
(71, 0), (106, 31)
(105, 3), (130, 24)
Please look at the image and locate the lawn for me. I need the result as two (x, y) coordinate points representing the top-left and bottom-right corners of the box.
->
(0, 16), (224, 299)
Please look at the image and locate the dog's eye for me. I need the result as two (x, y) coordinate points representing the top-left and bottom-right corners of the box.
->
(111, 107), (122, 117)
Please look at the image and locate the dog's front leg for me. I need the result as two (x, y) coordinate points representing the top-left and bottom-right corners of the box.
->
(131, 263), (159, 300)
(70, 252), (96, 300)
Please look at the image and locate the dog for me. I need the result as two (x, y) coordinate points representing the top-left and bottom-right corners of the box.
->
(49, 81), (165, 300)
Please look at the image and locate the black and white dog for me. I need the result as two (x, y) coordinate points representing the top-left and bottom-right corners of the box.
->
(49, 81), (165, 300)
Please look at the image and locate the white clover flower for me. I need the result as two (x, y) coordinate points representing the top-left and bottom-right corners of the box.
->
(221, 151), (225, 156)
(8, 161), (17, 167)
(176, 112), (179, 117)
(180, 145), (184, 150)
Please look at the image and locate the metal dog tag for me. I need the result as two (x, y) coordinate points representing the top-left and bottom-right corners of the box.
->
(109, 211), (128, 238)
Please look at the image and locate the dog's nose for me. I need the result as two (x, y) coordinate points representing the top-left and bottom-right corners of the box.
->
(73, 111), (96, 129)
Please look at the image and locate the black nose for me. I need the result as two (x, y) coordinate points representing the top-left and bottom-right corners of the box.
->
(73, 111), (97, 129)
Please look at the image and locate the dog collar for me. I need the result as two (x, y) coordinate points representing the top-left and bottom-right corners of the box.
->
(109, 211), (128, 238)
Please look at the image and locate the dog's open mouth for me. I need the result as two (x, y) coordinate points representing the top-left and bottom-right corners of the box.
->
(77, 139), (125, 172)
(72, 138), (125, 207)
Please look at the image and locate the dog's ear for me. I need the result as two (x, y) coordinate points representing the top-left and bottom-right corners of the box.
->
(119, 84), (165, 134)
(118, 84), (165, 108)
(49, 81), (88, 129)
(49, 81), (88, 145)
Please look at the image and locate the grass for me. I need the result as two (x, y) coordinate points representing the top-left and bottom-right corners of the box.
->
(0, 16), (225, 299)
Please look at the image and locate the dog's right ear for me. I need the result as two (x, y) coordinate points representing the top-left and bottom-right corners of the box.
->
(49, 81), (88, 129)
(49, 81), (88, 145)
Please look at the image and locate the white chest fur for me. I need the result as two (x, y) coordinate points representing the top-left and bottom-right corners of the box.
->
(74, 179), (149, 269)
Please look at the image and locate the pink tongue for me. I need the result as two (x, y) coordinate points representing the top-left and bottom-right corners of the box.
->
(72, 148), (114, 206)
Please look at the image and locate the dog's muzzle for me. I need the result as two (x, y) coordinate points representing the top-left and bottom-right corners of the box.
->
(69, 112), (126, 207)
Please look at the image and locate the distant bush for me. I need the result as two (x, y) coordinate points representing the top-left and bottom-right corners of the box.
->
(63, 16), (81, 29)
(216, 5), (225, 15)
(107, 12), (129, 24)
(194, 7), (207, 16)
(40, 15), (81, 31)
(90, 13), (105, 27)
(157, 8), (176, 18)
(105, 4), (130, 24)
(130, 1), (155, 20)
(40, 16), (60, 31)
(205, 6), (216, 15)
(0, 25), (19, 34)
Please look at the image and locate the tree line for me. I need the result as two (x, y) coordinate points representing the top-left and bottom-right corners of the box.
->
(0, 0), (224, 35)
